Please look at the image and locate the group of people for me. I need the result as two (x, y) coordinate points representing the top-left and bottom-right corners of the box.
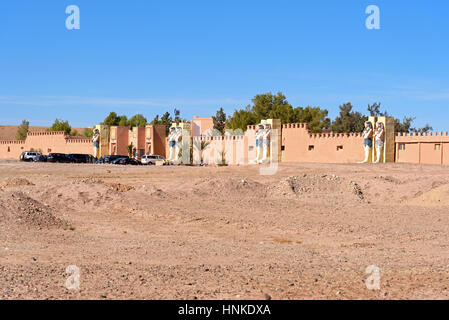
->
(254, 123), (272, 164)
(362, 121), (385, 163)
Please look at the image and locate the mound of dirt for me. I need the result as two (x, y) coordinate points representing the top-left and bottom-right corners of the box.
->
(407, 184), (449, 207)
(34, 182), (130, 213)
(190, 177), (265, 197)
(106, 183), (134, 192)
(268, 174), (364, 201)
(0, 177), (34, 189)
(137, 185), (168, 198)
(0, 191), (66, 229)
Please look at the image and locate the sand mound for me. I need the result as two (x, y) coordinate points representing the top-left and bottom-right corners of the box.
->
(408, 184), (449, 206)
(0, 177), (34, 189)
(0, 191), (66, 228)
(106, 183), (134, 192)
(34, 182), (129, 213)
(190, 177), (265, 197)
(269, 174), (364, 201)
(137, 185), (168, 198)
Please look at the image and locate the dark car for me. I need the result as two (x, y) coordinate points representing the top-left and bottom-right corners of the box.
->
(111, 157), (141, 165)
(47, 153), (71, 163)
(100, 155), (129, 164)
(68, 154), (95, 164)
(33, 154), (47, 162)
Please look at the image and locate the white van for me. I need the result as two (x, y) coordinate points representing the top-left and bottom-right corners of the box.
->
(141, 154), (166, 165)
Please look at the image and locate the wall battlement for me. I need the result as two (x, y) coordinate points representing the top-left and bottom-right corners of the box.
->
(0, 140), (25, 145)
(193, 135), (245, 141)
(308, 132), (363, 138)
(27, 131), (66, 136)
(396, 131), (449, 137)
(66, 137), (91, 143)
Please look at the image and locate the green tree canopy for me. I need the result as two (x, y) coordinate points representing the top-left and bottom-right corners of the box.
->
(367, 102), (432, 133)
(330, 103), (368, 133)
(47, 119), (72, 136)
(102, 112), (119, 126)
(83, 128), (94, 138)
(16, 120), (29, 140)
(226, 105), (257, 131)
(118, 115), (128, 126)
(101, 112), (129, 126)
(293, 106), (331, 133)
(127, 114), (147, 128)
(212, 107), (227, 135)
(226, 92), (330, 133)
(151, 111), (173, 135)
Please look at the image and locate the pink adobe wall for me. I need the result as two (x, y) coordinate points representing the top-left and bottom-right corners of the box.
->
(151, 125), (167, 157)
(281, 123), (364, 163)
(109, 126), (129, 156)
(192, 116), (214, 136)
(0, 131), (92, 160)
(128, 127), (146, 152)
(0, 140), (26, 160)
(395, 132), (449, 165)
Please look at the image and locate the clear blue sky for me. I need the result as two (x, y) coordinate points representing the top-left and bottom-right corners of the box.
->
(1, 0), (448, 130)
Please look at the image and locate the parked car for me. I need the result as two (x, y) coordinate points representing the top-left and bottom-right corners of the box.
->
(20, 151), (41, 162)
(141, 154), (166, 165)
(47, 153), (72, 163)
(111, 157), (141, 165)
(99, 155), (129, 164)
(33, 154), (47, 162)
(68, 153), (95, 164)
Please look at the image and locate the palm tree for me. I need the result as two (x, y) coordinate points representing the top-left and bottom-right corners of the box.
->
(193, 140), (211, 164)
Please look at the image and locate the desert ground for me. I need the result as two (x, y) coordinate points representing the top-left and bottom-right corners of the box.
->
(0, 160), (449, 300)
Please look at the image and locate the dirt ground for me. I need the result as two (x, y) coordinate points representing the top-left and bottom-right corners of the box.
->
(1, 160), (449, 300)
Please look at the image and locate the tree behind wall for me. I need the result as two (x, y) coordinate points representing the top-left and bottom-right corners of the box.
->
(212, 107), (227, 135)
(102, 112), (120, 126)
(83, 128), (94, 138)
(127, 114), (147, 129)
(226, 92), (330, 133)
(16, 120), (29, 140)
(47, 119), (72, 136)
(367, 102), (433, 133)
(330, 103), (368, 133)
(151, 111), (173, 135)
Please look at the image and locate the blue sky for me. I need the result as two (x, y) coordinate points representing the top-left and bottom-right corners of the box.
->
(1, 0), (448, 130)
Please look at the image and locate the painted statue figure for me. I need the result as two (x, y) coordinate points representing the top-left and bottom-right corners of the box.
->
(174, 127), (183, 162)
(361, 121), (373, 163)
(255, 124), (264, 163)
(168, 127), (176, 161)
(374, 122), (385, 163)
(261, 123), (271, 163)
(92, 128), (100, 159)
